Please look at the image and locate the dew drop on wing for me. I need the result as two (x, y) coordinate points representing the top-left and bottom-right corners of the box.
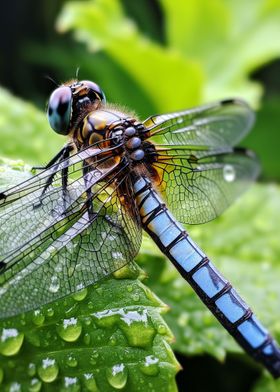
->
(48, 275), (60, 293)
(177, 117), (183, 124)
(223, 164), (236, 182)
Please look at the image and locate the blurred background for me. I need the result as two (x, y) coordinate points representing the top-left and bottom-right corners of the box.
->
(0, 0), (279, 391)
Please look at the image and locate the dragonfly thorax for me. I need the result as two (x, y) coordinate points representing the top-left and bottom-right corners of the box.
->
(73, 108), (154, 165)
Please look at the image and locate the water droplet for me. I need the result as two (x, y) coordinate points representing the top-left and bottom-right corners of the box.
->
(83, 373), (99, 392)
(157, 324), (167, 335)
(93, 308), (156, 348)
(140, 355), (159, 376)
(72, 288), (88, 302)
(109, 336), (117, 346)
(28, 363), (36, 377)
(7, 382), (21, 392)
(62, 376), (80, 391)
(177, 117), (183, 124)
(132, 294), (140, 302)
(84, 317), (92, 326)
(223, 164), (235, 182)
(57, 317), (82, 342)
(90, 351), (99, 365)
(48, 275), (60, 293)
(46, 308), (54, 318)
(126, 285), (133, 293)
(66, 355), (78, 367)
(112, 264), (139, 280)
(0, 367), (3, 383)
(32, 310), (45, 326)
(106, 363), (128, 389)
(83, 333), (91, 345)
(38, 357), (59, 383)
(0, 328), (24, 356)
(28, 378), (42, 392)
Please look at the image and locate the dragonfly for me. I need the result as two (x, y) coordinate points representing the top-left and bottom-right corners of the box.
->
(0, 79), (279, 377)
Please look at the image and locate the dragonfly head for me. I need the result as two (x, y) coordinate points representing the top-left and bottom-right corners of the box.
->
(47, 80), (106, 135)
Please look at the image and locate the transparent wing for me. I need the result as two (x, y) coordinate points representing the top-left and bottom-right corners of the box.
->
(0, 144), (116, 259)
(0, 148), (142, 318)
(147, 147), (260, 224)
(143, 99), (255, 148)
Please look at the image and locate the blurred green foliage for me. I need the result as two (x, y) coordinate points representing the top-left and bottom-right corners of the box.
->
(0, 0), (279, 391)
(0, 88), (61, 164)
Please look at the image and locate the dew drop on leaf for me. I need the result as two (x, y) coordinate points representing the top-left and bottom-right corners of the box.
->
(157, 324), (167, 335)
(72, 288), (88, 302)
(83, 333), (91, 345)
(140, 355), (159, 376)
(46, 308), (54, 318)
(66, 355), (78, 367)
(0, 328), (24, 356)
(132, 293), (140, 302)
(32, 310), (45, 326)
(62, 376), (80, 391)
(83, 373), (99, 392)
(7, 382), (21, 392)
(28, 377), (42, 392)
(28, 363), (36, 377)
(57, 317), (82, 342)
(106, 363), (128, 389)
(38, 357), (59, 383)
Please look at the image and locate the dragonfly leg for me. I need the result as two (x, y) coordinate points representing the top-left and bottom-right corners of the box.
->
(34, 144), (72, 209)
(82, 164), (125, 235)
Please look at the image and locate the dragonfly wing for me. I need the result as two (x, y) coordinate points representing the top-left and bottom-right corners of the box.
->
(0, 146), (117, 260)
(149, 147), (260, 224)
(0, 154), (142, 318)
(144, 99), (255, 148)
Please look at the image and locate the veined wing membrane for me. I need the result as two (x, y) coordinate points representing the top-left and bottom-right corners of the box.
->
(0, 138), (118, 205)
(0, 165), (142, 319)
(150, 147), (260, 224)
(0, 141), (121, 259)
(144, 99), (255, 148)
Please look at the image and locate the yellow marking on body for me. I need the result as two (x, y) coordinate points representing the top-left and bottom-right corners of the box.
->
(89, 132), (103, 145)
(82, 120), (93, 139)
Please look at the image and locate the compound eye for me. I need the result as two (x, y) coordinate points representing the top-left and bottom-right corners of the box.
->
(47, 86), (72, 135)
(80, 80), (106, 103)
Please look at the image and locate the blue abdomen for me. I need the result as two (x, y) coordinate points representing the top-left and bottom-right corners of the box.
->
(134, 175), (280, 377)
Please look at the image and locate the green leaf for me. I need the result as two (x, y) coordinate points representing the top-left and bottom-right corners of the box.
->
(56, 0), (203, 113)
(252, 373), (280, 392)
(244, 96), (280, 181)
(161, 0), (280, 105)
(138, 183), (280, 368)
(56, 0), (280, 108)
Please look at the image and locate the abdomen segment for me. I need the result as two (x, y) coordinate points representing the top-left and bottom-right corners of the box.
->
(134, 175), (280, 378)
